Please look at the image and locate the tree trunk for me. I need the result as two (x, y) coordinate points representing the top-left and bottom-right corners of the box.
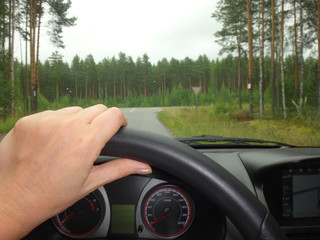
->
(56, 81), (59, 100)
(271, 0), (275, 116)
(10, 0), (15, 117)
(294, 0), (299, 98)
(30, 0), (38, 113)
(35, 0), (43, 93)
(104, 82), (108, 99)
(123, 78), (126, 98)
(1, 3), (5, 79)
(280, 0), (287, 119)
(30, 0), (35, 112)
(127, 78), (130, 97)
(8, 0), (12, 83)
(237, 35), (242, 110)
(318, 0), (320, 117)
(113, 76), (116, 98)
(144, 77), (147, 97)
(75, 75), (78, 98)
(247, 0), (254, 115)
(120, 79), (123, 99)
(276, 46), (281, 108)
(85, 77), (88, 99)
(25, 3), (29, 114)
(299, 0), (304, 105)
(259, 0), (265, 118)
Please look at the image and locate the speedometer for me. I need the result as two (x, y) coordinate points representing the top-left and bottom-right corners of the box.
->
(142, 185), (195, 238)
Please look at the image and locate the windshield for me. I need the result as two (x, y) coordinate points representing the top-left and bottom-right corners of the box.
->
(0, 0), (319, 147)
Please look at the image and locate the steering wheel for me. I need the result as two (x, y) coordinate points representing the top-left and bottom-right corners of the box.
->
(101, 127), (287, 240)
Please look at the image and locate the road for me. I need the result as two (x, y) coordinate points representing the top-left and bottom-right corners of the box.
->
(0, 107), (173, 142)
(120, 107), (173, 137)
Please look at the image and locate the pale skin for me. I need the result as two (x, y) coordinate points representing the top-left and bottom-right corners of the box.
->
(0, 105), (152, 239)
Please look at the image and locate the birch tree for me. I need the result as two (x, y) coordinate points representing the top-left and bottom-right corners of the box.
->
(8, 0), (15, 117)
(318, 0), (320, 117)
(280, 0), (287, 119)
(271, 0), (276, 116)
(293, 0), (299, 98)
(299, 0), (304, 104)
(259, 0), (265, 118)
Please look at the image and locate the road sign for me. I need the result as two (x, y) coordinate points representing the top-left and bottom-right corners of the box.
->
(192, 87), (201, 96)
(192, 87), (201, 112)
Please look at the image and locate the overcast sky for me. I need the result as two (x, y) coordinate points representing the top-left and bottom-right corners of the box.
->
(18, 0), (222, 64)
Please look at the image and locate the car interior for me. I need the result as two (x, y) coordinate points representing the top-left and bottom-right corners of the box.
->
(22, 127), (320, 240)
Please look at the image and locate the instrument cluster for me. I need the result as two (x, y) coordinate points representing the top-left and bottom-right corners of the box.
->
(52, 172), (225, 240)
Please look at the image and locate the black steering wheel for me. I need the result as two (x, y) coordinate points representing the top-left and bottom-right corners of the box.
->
(101, 127), (287, 240)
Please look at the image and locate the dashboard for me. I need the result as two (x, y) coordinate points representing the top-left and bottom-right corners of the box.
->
(23, 147), (320, 240)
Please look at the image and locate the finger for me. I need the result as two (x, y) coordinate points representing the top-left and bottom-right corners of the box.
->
(77, 104), (108, 123)
(90, 107), (126, 146)
(123, 116), (128, 127)
(55, 106), (83, 115)
(23, 107), (83, 121)
(83, 159), (152, 193)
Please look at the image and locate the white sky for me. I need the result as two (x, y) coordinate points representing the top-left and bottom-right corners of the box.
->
(16, 0), (222, 64)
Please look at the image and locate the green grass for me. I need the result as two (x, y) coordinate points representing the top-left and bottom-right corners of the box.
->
(1, 104), (319, 147)
(0, 117), (19, 134)
(158, 106), (320, 147)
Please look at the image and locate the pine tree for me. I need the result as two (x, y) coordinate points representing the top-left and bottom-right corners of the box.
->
(212, 0), (247, 109)
(247, 0), (254, 115)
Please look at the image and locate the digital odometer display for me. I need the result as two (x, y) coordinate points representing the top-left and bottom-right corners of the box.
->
(142, 185), (194, 238)
(111, 204), (135, 234)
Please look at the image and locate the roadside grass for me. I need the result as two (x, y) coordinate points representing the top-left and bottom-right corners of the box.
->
(1, 104), (319, 147)
(158, 106), (320, 147)
(0, 117), (19, 134)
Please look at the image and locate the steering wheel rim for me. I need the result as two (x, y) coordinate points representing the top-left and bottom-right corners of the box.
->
(101, 127), (287, 240)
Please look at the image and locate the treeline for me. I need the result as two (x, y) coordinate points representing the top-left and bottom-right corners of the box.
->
(1, 50), (319, 118)
(39, 52), (211, 102)
(35, 52), (320, 110)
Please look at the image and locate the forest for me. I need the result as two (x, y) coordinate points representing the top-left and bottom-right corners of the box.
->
(0, 0), (320, 121)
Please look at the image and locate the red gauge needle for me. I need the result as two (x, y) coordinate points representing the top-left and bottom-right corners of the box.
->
(60, 212), (75, 225)
(151, 213), (166, 226)
(150, 208), (172, 226)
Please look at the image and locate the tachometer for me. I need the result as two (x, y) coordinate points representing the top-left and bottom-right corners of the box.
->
(142, 185), (195, 238)
(53, 191), (105, 238)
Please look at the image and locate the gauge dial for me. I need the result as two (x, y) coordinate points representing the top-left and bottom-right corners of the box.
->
(142, 185), (194, 238)
(54, 191), (104, 238)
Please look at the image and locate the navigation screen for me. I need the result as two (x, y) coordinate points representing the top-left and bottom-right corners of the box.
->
(282, 168), (320, 219)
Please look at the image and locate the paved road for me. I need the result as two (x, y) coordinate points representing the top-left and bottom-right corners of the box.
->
(120, 107), (173, 137)
(0, 107), (173, 142)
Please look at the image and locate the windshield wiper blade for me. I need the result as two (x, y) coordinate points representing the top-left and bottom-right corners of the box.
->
(176, 135), (293, 147)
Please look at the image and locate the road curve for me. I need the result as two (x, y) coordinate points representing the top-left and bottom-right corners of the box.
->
(120, 107), (173, 138)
